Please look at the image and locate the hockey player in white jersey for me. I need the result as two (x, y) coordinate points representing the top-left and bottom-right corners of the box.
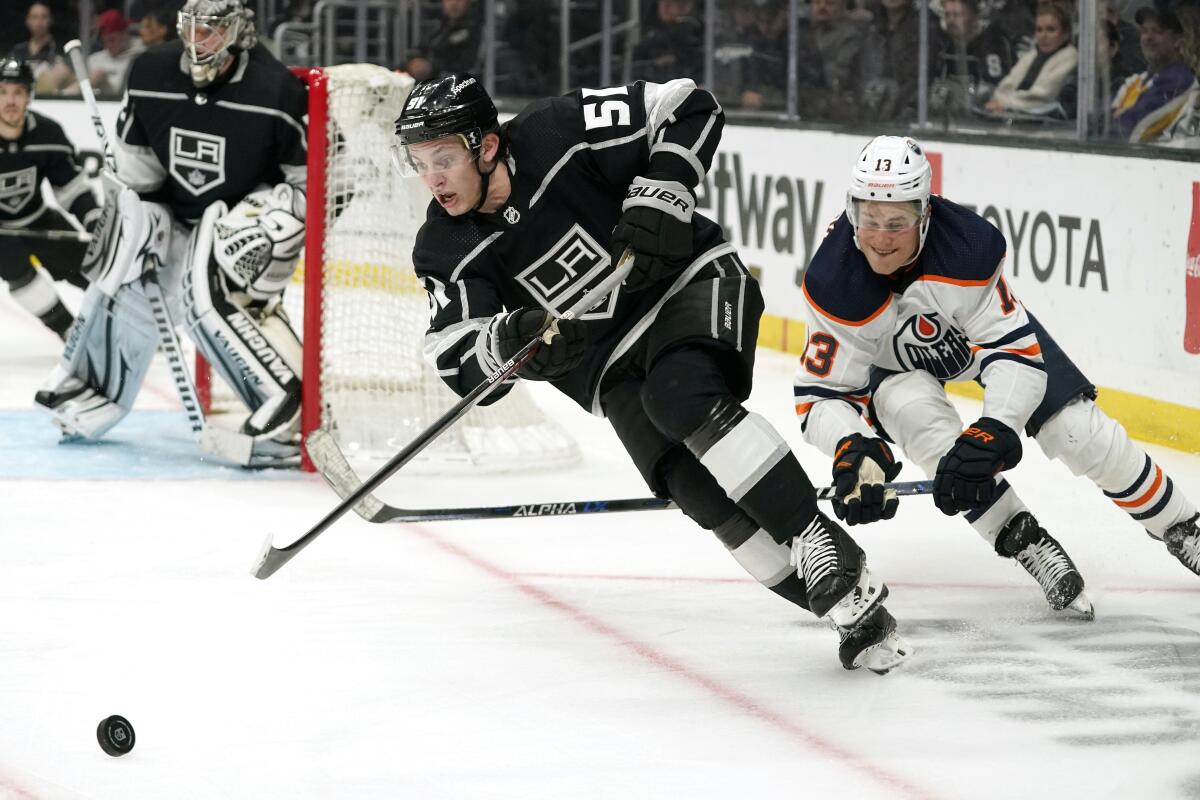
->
(34, 0), (308, 466)
(0, 57), (101, 338)
(394, 74), (911, 674)
(794, 135), (1200, 614)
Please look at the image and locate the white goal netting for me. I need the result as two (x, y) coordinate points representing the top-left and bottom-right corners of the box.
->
(207, 63), (579, 473)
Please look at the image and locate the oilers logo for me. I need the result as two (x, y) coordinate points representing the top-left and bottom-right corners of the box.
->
(892, 312), (973, 379)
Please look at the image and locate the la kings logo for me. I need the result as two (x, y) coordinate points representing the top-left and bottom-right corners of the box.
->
(892, 312), (973, 380)
(517, 224), (619, 319)
(169, 127), (225, 196)
(0, 166), (37, 214)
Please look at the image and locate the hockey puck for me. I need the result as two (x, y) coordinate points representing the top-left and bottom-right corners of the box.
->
(96, 715), (135, 757)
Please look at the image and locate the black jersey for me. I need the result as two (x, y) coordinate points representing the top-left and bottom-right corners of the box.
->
(413, 80), (731, 413)
(0, 110), (98, 228)
(114, 41), (307, 224)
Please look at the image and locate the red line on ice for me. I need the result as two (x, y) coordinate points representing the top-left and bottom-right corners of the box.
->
(410, 524), (943, 800)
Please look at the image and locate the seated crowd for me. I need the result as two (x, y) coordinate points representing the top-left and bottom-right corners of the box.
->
(9, 0), (1198, 146)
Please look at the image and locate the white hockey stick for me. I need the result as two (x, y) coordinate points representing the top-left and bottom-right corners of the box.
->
(64, 40), (256, 465)
(251, 254), (636, 579)
(0, 227), (92, 242)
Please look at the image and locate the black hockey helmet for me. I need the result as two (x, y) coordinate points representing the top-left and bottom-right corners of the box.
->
(394, 73), (498, 159)
(0, 58), (34, 91)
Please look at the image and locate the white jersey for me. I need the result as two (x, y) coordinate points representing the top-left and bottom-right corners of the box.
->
(794, 196), (1047, 455)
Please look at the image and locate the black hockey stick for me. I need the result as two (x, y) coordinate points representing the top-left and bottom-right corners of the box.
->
(63, 40), (256, 465)
(251, 256), (636, 579)
(0, 227), (92, 242)
(306, 426), (932, 523)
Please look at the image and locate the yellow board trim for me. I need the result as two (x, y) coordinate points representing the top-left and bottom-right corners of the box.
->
(759, 313), (1200, 455)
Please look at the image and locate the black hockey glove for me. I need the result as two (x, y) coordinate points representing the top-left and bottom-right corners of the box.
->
(611, 173), (695, 292)
(831, 434), (903, 525)
(933, 417), (1023, 515)
(490, 307), (587, 380)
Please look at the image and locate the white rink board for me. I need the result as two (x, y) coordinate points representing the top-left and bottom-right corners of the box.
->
(35, 99), (1200, 408)
(703, 126), (1200, 410)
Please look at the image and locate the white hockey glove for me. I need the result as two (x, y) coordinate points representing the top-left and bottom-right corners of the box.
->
(212, 183), (306, 302)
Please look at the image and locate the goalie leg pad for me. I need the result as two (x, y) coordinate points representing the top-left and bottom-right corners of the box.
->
(183, 208), (303, 418)
(872, 369), (1027, 547)
(1035, 397), (1197, 536)
(35, 281), (159, 438)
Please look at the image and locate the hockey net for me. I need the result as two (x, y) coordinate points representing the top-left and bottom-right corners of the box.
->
(198, 64), (578, 473)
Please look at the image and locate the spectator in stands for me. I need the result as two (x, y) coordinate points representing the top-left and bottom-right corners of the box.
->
(714, 0), (789, 110)
(982, 0), (1035, 56)
(811, 0), (865, 105)
(137, 5), (178, 46)
(86, 9), (144, 97)
(983, 1), (1076, 116)
(1111, 7), (1198, 141)
(858, 0), (946, 121)
(1101, 0), (1145, 91)
(426, 0), (483, 78)
(10, 2), (61, 79)
(938, 0), (1015, 99)
(632, 0), (705, 83)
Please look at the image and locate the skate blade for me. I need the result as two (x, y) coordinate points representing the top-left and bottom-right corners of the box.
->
(1061, 590), (1095, 622)
(856, 632), (913, 676)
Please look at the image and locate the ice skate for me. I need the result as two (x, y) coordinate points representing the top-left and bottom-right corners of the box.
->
(793, 513), (912, 674)
(832, 601), (912, 675)
(998, 512), (1094, 620)
(1163, 513), (1200, 576)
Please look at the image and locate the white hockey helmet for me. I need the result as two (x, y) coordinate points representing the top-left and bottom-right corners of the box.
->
(177, 0), (257, 87)
(845, 135), (933, 259)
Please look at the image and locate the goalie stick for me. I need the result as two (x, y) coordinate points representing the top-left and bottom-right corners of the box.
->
(0, 227), (92, 242)
(251, 254), (637, 580)
(64, 40), (257, 466)
(306, 426), (933, 523)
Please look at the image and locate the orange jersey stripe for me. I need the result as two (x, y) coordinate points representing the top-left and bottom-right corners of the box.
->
(803, 282), (891, 327)
(917, 274), (992, 288)
(1113, 465), (1164, 509)
(1002, 343), (1043, 357)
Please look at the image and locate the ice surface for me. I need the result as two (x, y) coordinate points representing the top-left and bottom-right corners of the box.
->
(2, 287), (1198, 800)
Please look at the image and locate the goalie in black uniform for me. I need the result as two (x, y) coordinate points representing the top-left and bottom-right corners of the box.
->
(394, 74), (912, 674)
(34, 0), (308, 467)
(0, 57), (101, 339)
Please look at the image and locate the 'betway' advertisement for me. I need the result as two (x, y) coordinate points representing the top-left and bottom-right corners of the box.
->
(706, 126), (1200, 410)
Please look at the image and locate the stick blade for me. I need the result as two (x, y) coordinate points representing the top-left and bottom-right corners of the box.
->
(306, 428), (386, 521)
(250, 533), (288, 580)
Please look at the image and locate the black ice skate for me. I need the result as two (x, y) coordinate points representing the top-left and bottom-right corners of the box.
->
(792, 513), (913, 674)
(1163, 513), (1200, 576)
(997, 512), (1094, 620)
(831, 592), (911, 675)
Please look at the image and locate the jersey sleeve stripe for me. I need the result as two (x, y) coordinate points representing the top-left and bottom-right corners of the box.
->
(917, 273), (993, 288)
(978, 352), (1045, 373)
(449, 231), (504, 282)
(793, 383), (870, 400)
(213, 100), (307, 145)
(977, 323), (1035, 350)
(802, 280), (891, 326)
(1001, 343), (1042, 357)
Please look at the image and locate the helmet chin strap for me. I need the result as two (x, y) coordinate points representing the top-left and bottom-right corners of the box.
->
(471, 156), (499, 213)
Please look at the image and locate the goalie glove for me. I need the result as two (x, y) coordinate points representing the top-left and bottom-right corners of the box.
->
(831, 434), (903, 525)
(486, 308), (587, 380)
(933, 417), (1023, 515)
(212, 183), (306, 302)
(610, 174), (695, 292)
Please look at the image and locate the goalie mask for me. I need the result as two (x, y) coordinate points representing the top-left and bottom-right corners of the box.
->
(846, 136), (932, 265)
(177, 0), (257, 88)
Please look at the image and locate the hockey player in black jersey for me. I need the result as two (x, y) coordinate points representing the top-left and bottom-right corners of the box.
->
(393, 74), (911, 674)
(0, 57), (101, 339)
(795, 135), (1200, 613)
(35, 0), (308, 467)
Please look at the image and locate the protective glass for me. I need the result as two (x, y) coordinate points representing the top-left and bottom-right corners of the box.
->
(178, 14), (237, 63)
(849, 199), (923, 232)
(389, 140), (477, 178)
